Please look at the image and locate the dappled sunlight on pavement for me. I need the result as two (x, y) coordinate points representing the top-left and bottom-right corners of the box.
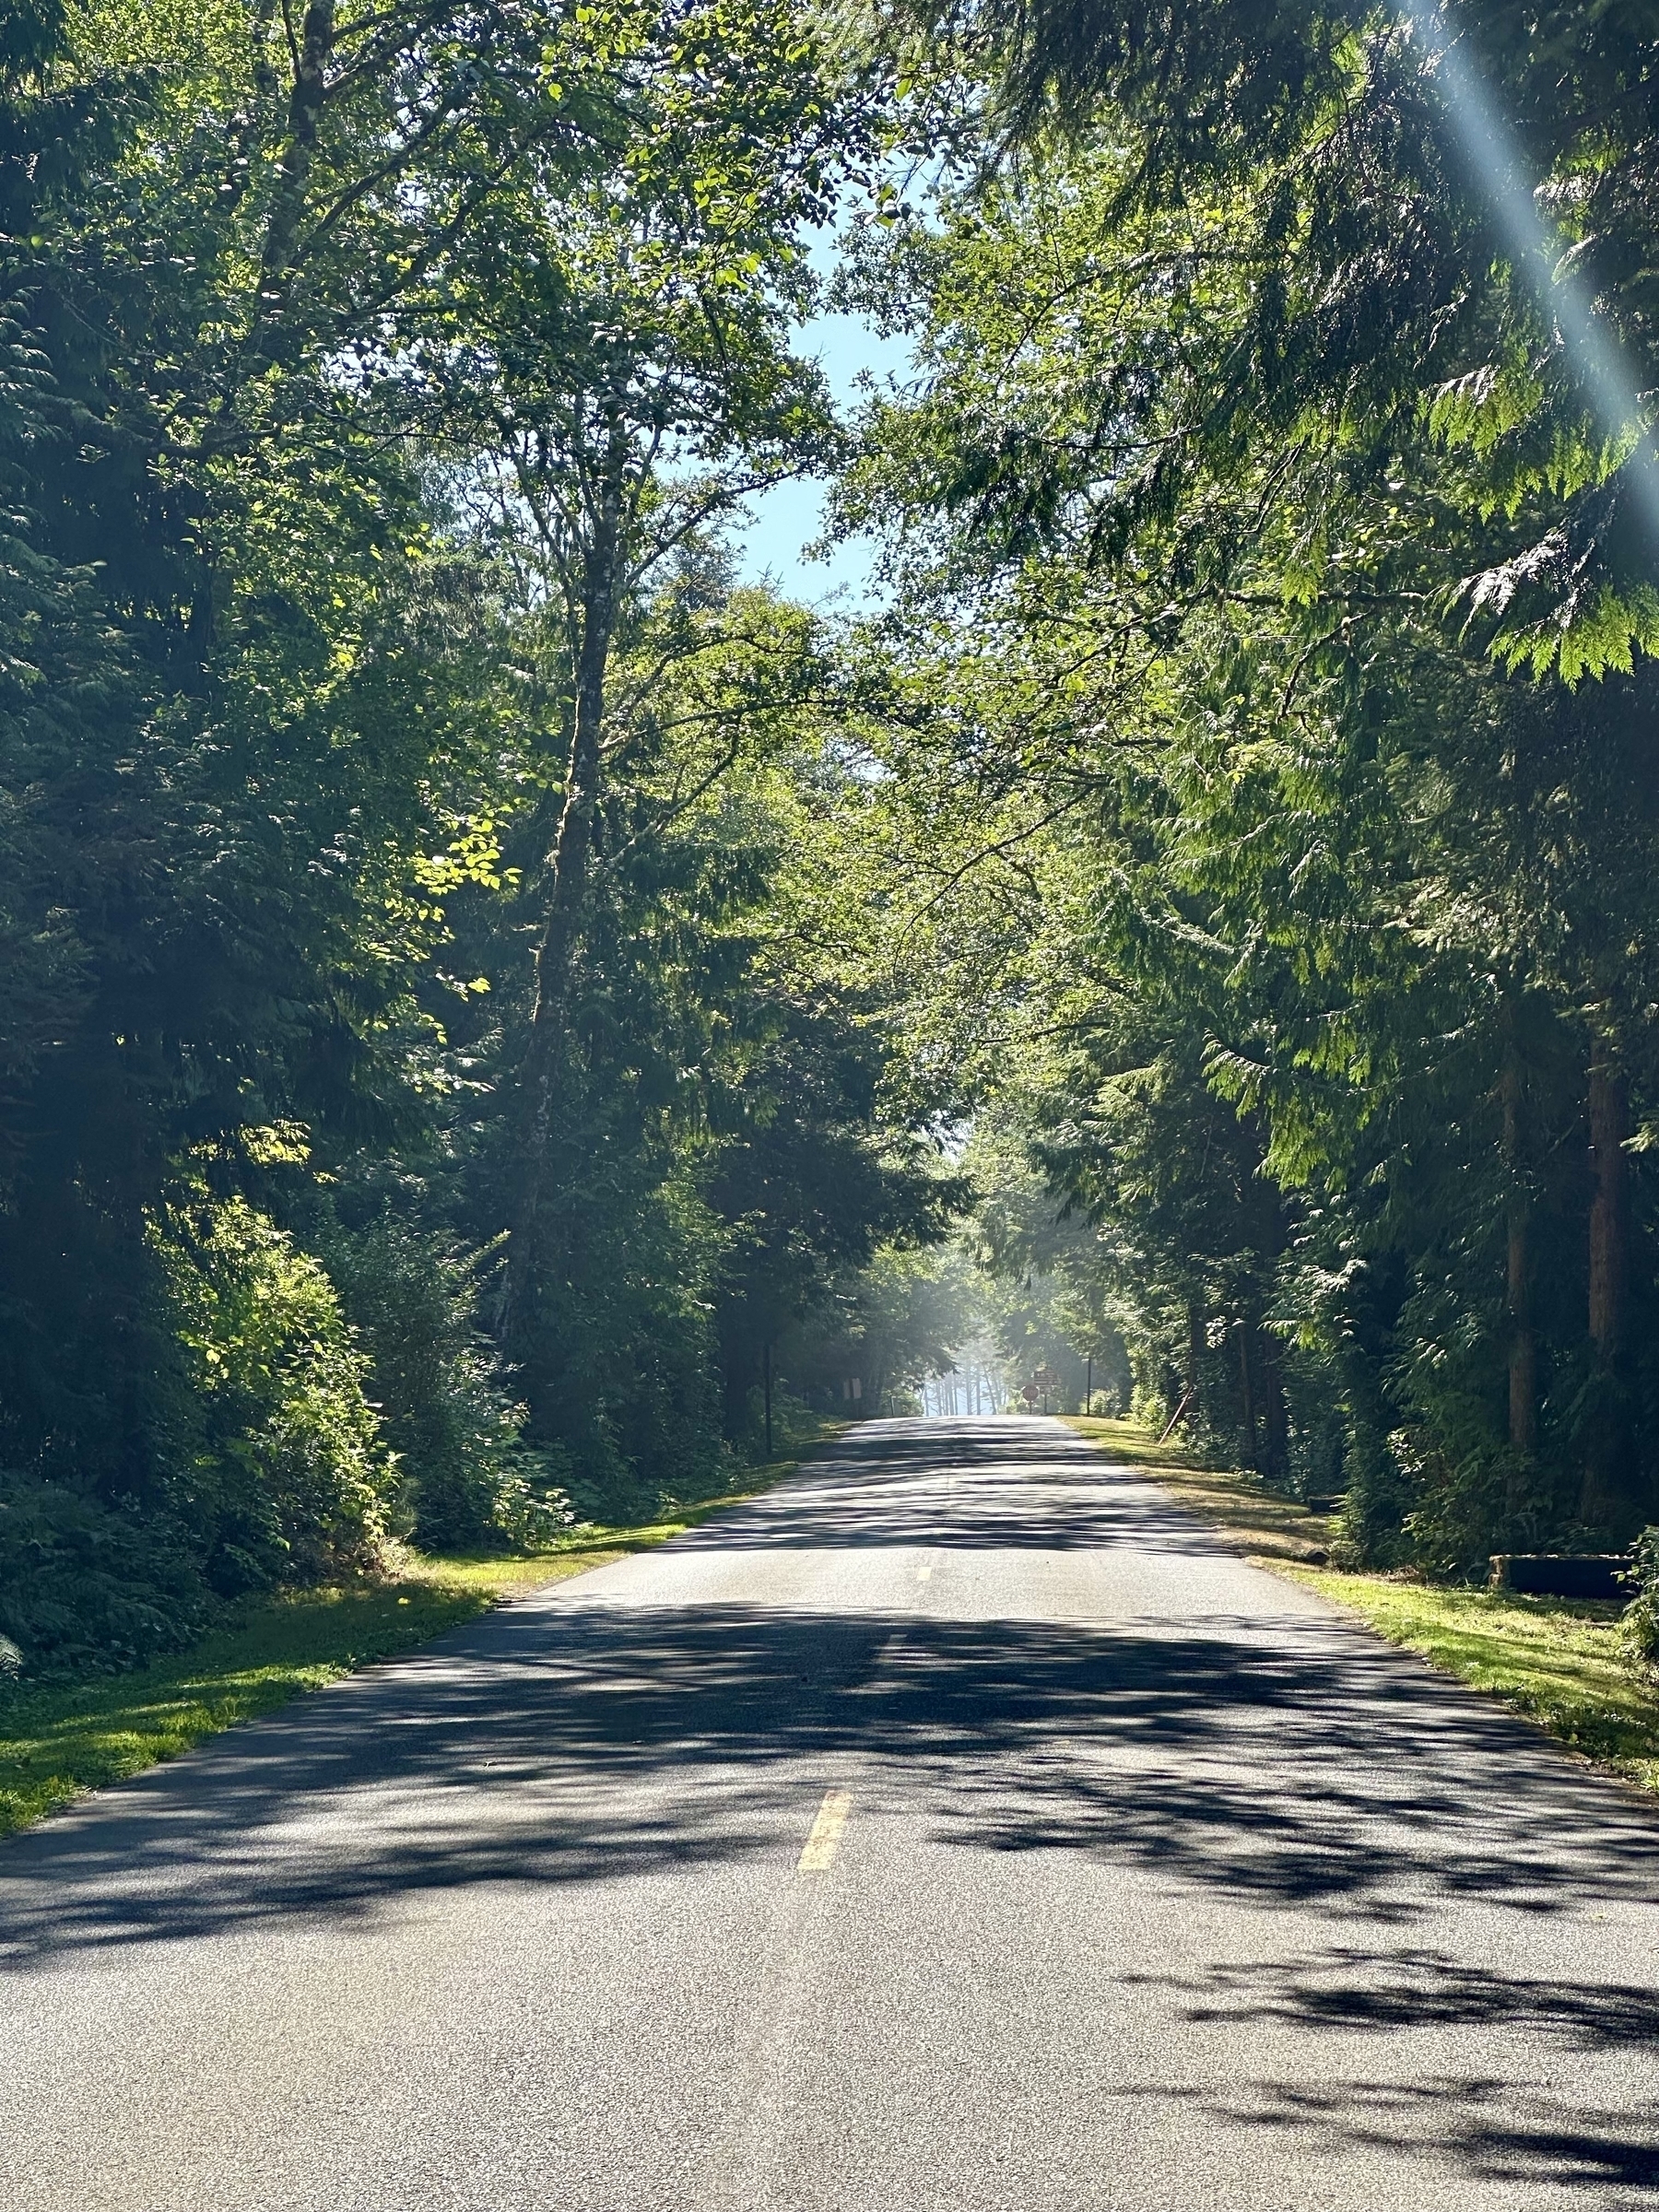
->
(3, 1418), (1657, 2209)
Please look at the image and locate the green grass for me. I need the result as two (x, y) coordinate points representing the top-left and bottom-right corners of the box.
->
(1065, 1415), (1340, 1560)
(1282, 1568), (1659, 1794)
(0, 1454), (818, 1840)
(1067, 1413), (1659, 1796)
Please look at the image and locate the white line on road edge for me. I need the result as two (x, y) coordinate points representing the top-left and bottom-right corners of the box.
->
(797, 1790), (851, 1873)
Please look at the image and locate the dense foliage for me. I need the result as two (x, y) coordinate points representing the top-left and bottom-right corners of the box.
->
(840, 0), (1659, 1571)
(6, 0), (1659, 1680)
(0, 0), (954, 1676)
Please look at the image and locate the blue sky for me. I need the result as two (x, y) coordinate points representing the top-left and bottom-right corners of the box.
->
(731, 303), (911, 606)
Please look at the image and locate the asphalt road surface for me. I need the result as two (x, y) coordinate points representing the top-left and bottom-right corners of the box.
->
(5, 1417), (1659, 2210)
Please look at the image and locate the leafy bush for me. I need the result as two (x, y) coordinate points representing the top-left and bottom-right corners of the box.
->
(502, 1159), (728, 1524)
(1622, 1526), (1659, 1665)
(0, 1198), (401, 1683)
(319, 1216), (570, 1550)
(156, 1197), (399, 1589)
(732, 1381), (821, 1465)
(0, 1478), (213, 1682)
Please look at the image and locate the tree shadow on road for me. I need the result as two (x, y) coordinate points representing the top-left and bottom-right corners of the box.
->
(1249, 2078), (1659, 2194)
(4, 1590), (1656, 1980)
(1122, 1943), (1659, 2047)
(677, 1418), (1231, 1555)
(8, 1418), (1659, 2203)
(1097, 2072), (1659, 2196)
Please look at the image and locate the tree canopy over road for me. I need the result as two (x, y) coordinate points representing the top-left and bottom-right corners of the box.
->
(5, 0), (1659, 1676)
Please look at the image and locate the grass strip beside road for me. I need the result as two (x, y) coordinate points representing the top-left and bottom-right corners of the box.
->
(1067, 1414), (1659, 1797)
(1065, 1416), (1339, 1561)
(1282, 1567), (1659, 1794)
(0, 1465), (806, 1840)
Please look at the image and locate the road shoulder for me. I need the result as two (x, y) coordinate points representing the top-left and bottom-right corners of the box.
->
(0, 1456), (820, 1840)
(1065, 1413), (1659, 1800)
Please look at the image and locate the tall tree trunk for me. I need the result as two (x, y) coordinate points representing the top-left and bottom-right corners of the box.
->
(1588, 1046), (1629, 1357)
(1501, 1023), (1536, 1458)
(253, 0), (334, 352)
(1185, 1299), (1205, 1422)
(1238, 1320), (1260, 1472)
(502, 453), (624, 1347)
(1506, 1220), (1536, 1454)
(1582, 1040), (1631, 1525)
(1260, 1328), (1289, 1484)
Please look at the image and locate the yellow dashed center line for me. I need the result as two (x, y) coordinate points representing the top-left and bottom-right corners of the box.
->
(797, 1789), (852, 1873)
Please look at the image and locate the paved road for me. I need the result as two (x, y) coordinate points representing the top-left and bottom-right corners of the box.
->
(4, 1418), (1659, 2209)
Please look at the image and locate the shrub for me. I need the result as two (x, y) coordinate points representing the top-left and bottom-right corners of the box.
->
(731, 1381), (820, 1465)
(0, 1197), (401, 1683)
(0, 1477), (213, 1681)
(1622, 1525), (1659, 1665)
(155, 1197), (399, 1589)
(319, 1216), (570, 1550)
